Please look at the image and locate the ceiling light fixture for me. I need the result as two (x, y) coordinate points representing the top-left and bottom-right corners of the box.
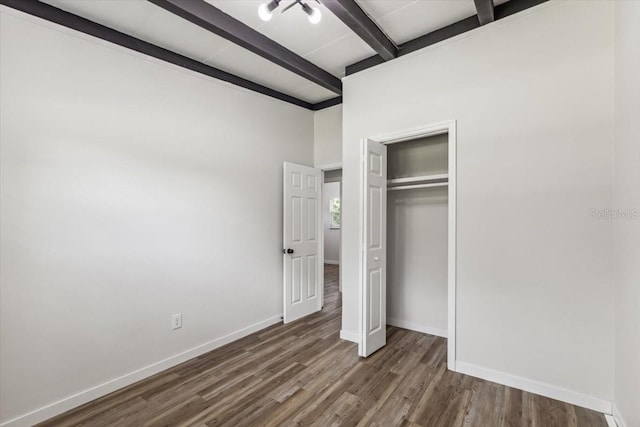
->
(258, 0), (321, 24)
(258, 0), (280, 21)
(300, 2), (321, 24)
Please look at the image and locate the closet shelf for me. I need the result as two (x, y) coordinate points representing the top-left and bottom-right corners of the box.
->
(387, 173), (448, 186)
(388, 182), (448, 192)
(388, 173), (448, 191)
(387, 173), (448, 191)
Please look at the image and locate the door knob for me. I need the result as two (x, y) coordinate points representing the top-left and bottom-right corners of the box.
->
(282, 248), (294, 254)
(374, 257), (379, 262)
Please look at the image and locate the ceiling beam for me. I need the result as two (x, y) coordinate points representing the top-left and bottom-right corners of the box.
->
(473, 0), (495, 26)
(148, 0), (342, 95)
(346, 0), (548, 76)
(312, 96), (342, 111)
(320, 0), (396, 61)
(345, 15), (479, 75)
(0, 0), (322, 109)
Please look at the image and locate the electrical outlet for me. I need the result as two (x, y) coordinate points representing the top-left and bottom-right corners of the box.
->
(171, 313), (182, 330)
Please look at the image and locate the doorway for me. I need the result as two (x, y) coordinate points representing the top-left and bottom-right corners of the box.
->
(322, 167), (342, 294)
(282, 162), (343, 325)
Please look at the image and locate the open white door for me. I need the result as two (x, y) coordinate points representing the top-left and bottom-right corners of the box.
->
(359, 139), (387, 357)
(283, 162), (322, 323)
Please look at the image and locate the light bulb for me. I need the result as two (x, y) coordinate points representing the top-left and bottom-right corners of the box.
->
(258, 3), (273, 21)
(307, 7), (321, 24)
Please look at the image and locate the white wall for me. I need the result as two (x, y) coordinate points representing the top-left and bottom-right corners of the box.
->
(387, 187), (448, 336)
(323, 181), (340, 264)
(314, 105), (342, 167)
(341, 0), (615, 409)
(613, 2), (640, 426)
(0, 8), (313, 426)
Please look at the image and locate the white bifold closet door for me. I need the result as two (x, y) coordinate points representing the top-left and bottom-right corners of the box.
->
(360, 139), (387, 357)
(283, 162), (322, 324)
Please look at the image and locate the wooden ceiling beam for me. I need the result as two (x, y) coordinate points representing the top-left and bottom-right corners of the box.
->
(148, 0), (342, 95)
(0, 0), (344, 109)
(321, 0), (397, 61)
(474, 0), (495, 26)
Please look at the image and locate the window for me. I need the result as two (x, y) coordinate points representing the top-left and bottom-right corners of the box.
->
(330, 198), (340, 229)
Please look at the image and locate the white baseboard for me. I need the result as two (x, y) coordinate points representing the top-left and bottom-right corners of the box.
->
(0, 315), (283, 427)
(612, 403), (628, 427)
(387, 317), (448, 338)
(340, 329), (359, 343)
(324, 260), (339, 265)
(455, 361), (612, 415)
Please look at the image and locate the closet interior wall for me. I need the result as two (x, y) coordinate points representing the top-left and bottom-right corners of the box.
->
(387, 134), (449, 337)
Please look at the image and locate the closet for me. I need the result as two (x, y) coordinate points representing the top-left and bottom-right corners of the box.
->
(360, 124), (456, 358)
(386, 133), (449, 339)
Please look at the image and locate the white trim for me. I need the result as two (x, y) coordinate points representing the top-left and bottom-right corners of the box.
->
(455, 361), (613, 415)
(605, 414), (618, 427)
(357, 138), (366, 355)
(612, 403), (627, 427)
(0, 315), (283, 427)
(447, 121), (457, 371)
(387, 317), (447, 338)
(340, 329), (359, 343)
(319, 169), (325, 310)
(324, 260), (340, 265)
(367, 120), (454, 145)
(358, 120), (457, 369)
(339, 180), (342, 292)
(315, 162), (342, 171)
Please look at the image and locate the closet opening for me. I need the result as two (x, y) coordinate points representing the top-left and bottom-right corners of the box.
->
(387, 134), (449, 339)
(359, 121), (456, 369)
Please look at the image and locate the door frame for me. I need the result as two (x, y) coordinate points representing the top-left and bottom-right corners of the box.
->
(358, 120), (457, 370)
(316, 162), (343, 308)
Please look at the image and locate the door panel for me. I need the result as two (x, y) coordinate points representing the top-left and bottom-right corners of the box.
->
(291, 256), (302, 303)
(360, 139), (387, 357)
(369, 269), (382, 332)
(283, 162), (322, 323)
(292, 196), (302, 243)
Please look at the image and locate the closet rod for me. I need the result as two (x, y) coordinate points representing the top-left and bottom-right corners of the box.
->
(387, 173), (448, 185)
(387, 182), (448, 191)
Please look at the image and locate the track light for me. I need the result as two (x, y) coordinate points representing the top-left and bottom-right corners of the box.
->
(257, 0), (321, 24)
(258, 0), (280, 21)
(301, 2), (321, 24)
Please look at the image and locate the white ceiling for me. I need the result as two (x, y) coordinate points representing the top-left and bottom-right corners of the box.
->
(208, 0), (376, 78)
(357, 0), (477, 45)
(38, 0), (506, 105)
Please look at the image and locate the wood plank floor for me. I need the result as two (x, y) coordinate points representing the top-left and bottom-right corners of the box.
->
(40, 264), (607, 426)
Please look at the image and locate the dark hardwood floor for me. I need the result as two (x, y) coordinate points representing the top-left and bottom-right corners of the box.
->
(40, 264), (607, 426)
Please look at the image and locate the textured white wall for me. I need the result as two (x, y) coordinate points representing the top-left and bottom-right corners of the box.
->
(0, 8), (313, 425)
(341, 0), (614, 404)
(323, 182), (341, 263)
(613, 2), (640, 426)
(314, 105), (342, 167)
